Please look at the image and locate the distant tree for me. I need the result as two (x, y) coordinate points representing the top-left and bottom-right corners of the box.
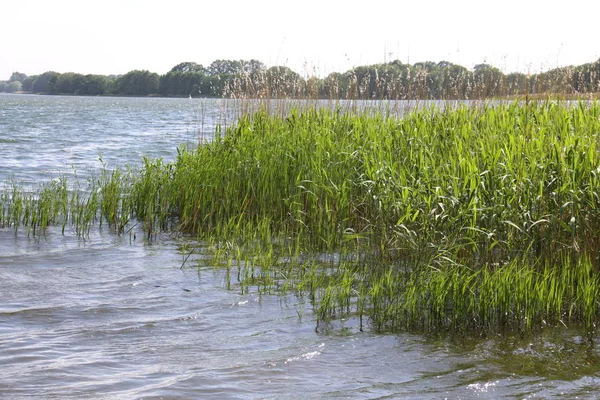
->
(158, 73), (175, 96)
(214, 59), (270, 97)
(445, 64), (471, 99)
(207, 60), (244, 76)
(89, 75), (109, 95)
(321, 72), (348, 99)
(473, 64), (504, 98)
(371, 62), (406, 99)
(169, 62), (205, 74)
(408, 62), (433, 99)
(53, 72), (85, 94)
(265, 66), (304, 98)
(21, 75), (37, 92)
(423, 61), (470, 99)
(52, 72), (108, 95)
(32, 71), (60, 93)
(506, 72), (529, 96)
(570, 59), (600, 93)
(6, 57), (599, 100)
(305, 76), (321, 99)
(240, 59), (267, 74)
(6, 80), (22, 93)
(104, 75), (119, 94)
(9, 71), (27, 83)
(205, 60), (240, 96)
(345, 66), (368, 99)
(115, 70), (159, 96)
(159, 71), (207, 97)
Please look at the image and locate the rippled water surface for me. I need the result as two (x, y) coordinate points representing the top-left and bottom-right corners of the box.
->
(1, 93), (600, 399)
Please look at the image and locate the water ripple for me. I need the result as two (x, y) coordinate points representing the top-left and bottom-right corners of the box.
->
(1, 94), (597, 398)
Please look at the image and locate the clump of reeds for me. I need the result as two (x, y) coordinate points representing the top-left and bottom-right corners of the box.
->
(164, 100), (600, 333)
(163, 101), (600, 260)
(3, 100), (600, 334)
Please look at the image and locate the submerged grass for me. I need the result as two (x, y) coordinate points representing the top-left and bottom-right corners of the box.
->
(3, 100), (600, 334)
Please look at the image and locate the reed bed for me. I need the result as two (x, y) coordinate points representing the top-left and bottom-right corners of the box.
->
(3, 100), (600, 334)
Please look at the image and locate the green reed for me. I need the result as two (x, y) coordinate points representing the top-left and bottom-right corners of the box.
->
(3, 100), (600, 334)
(167, 101), (600, 264)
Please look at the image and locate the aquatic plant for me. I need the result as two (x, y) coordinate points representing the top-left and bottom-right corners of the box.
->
(3, 100), (600, 334)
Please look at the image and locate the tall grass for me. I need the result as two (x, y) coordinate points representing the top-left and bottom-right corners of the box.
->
(3, 100), (600, 334)
(164, 101), (600, 264)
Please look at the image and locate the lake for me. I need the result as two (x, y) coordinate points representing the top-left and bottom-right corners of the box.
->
(1, 93), (598, 399)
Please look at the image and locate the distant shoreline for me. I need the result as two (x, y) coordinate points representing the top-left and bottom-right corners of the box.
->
(3, 57), (600, 101)
(7, 91), (219, 99)
(5, 91), (600, 102)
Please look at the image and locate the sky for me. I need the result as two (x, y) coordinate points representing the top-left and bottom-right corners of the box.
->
(2, 0), (599, 81)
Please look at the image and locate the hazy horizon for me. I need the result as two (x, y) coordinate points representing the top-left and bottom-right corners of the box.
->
(2, 0), (599, 81)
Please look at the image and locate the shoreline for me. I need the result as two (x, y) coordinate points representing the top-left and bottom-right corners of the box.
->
(5, 91), (600, 101)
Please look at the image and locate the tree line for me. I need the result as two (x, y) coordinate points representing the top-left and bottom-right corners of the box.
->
(2, 58), (599, 99)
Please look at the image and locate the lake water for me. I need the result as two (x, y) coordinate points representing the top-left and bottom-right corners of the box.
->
(1, 93), (599, 399)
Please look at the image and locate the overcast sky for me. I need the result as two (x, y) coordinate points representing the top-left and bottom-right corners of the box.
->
(2, 0), (599, 80)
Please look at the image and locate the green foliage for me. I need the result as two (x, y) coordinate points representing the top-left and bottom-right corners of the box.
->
(3, 101), (600, 334)
(21, 75), (36, 91)
(264, 66), (304, 98)
(157, 101), (600, 333)
(205, 59), (268, 97)
(5, 80), (22, 93)
(26, 71), (111, 95)
(115, 70), (159, 96)
(53, 72), (85, 94)
(32, 71), (60, 93)
(207, 59), (245, 76)
(159, 71), (207, 97)
(9, 71), (27, 83)
(169, 61), (205, 74)
(8, 57), (600, 99)
(79, 74), (110, 95)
